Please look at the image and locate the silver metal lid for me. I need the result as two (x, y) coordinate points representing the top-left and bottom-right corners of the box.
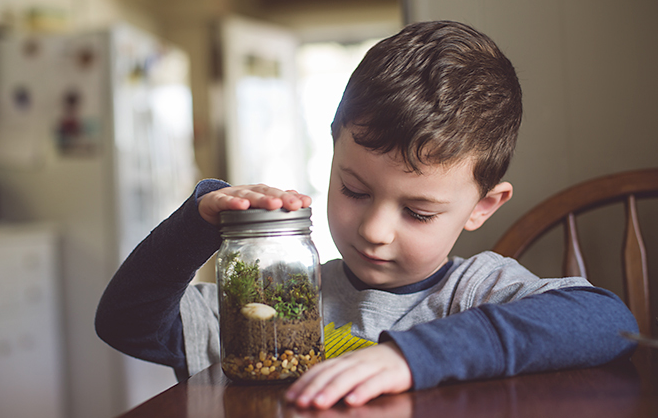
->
(219, 208), (312, 235)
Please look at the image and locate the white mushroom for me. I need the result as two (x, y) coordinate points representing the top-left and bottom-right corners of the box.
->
(241, 302), (277, 320)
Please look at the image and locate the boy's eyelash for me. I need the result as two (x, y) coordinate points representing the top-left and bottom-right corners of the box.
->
(405, 208), (437, 223)
(341, 183), (437, 223)
(340, 184), (369, 199)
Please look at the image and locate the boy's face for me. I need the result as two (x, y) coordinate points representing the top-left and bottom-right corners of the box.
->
(327, 126), (506, 289)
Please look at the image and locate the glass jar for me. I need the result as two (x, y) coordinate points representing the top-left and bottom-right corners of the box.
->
(216, 208), (324, 383)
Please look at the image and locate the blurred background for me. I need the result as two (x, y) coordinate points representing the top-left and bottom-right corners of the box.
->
(0, 0), (655, 417)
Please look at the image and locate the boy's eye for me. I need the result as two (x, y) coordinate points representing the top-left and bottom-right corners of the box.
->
(340, 184), (369, 200)
(405, 208), (437, 223)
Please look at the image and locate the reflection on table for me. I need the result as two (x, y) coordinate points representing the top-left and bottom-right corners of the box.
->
(118, 347), (658, 418)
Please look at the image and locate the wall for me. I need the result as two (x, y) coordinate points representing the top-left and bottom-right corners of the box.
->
(407, 0), (658, 334)
(254, 0), (401, 43)
(0, 2), (402, 416)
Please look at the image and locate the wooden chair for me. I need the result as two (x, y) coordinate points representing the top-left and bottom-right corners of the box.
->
(493, 168), (658, 336)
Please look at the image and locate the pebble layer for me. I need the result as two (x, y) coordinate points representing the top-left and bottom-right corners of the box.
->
(222, 348), (324, 382)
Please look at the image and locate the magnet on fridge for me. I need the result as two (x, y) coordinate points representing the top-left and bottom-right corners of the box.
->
(22, 38), (40, 58)
(76, 46), (96, 70)
(55, 89), (99, 156)
(13, 85), (31, 110)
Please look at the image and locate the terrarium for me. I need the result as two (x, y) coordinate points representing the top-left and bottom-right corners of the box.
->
(216, 208), (324, 383)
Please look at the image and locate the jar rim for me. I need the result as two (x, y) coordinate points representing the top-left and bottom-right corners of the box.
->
(219, 208), (312, 233)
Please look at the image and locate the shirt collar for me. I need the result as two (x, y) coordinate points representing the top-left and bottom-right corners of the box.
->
(342, 261), (453, 294)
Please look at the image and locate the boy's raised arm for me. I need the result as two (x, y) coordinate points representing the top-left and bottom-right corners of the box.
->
(95, 179), (312, 379)
(95, 179), (229, 378)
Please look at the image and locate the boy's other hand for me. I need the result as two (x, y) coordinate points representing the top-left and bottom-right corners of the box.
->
(198, 184), (311, 226)
(285, 341), (413, 409)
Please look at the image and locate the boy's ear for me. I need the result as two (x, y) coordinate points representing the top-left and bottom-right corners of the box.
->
(464, 182), (513, 231)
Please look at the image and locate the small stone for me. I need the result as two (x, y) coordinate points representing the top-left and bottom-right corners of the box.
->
(285, 350), (294, 357)
(241, 303), (277, 320)
(256, 362), (263, 369)
(263, 359), (272, 367)
(261, 367), (270, 376)
(259, 351), (266, 361)
(282, 359), (289, 369)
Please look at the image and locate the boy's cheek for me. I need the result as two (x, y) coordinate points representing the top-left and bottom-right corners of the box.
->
(327, 195), (352, 227)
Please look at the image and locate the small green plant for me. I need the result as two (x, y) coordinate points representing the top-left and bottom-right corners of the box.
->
(221, 253), (318, 320)
(221, 252), (261, 309)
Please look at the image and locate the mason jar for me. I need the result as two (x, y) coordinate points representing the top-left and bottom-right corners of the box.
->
(216, 208), (323, 383)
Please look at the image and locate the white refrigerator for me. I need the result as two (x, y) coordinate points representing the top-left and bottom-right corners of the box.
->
(0, 23), (198, 418)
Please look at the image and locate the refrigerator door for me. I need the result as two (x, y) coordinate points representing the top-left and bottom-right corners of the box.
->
(110, 23), (197, 409)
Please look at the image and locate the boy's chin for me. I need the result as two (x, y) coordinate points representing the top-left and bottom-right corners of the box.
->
(360, 276), (394, 289)
(347, 263), (399, 290)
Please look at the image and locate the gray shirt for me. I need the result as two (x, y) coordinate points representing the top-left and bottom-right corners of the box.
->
(181, 251), (590, 376)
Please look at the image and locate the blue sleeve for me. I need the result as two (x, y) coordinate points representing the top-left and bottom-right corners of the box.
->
(95, 179), (229, 380)
(381, 286), (638, 390)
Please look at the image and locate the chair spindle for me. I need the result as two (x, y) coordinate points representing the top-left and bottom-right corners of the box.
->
(622, 194), (651, 336)
(563, 212), (587, 278)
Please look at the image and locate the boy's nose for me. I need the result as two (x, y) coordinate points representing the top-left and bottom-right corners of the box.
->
(358, 206), (395, 245)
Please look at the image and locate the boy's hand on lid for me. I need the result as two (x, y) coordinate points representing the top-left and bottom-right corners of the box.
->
(198, 184), (311, 226)
(285, 341), (413, 409)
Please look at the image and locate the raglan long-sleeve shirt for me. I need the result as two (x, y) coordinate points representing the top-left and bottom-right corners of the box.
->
(95, 179), (638, 387)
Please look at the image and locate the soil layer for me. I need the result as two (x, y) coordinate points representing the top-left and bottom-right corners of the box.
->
(220, 304), (324, 382)
(221, 303), (322, 356)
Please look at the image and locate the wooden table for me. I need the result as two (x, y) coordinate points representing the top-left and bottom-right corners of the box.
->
(117, 348), (658, 418)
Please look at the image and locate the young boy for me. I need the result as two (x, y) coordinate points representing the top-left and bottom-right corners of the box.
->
(96, 21), (637, 409)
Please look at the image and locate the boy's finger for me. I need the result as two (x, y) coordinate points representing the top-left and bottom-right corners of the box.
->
(285, 365), (334, 406)
(344, 369), (405, 407)
(285, 190), (313, 208)
(308, 361), (384, 409)
(221, 196), (252, 210)
(285, 359), (352, 407)
(289, 358), (385, 409)
(236, 186), (311, 211)
(222, 189), (283, 210)
(201, 193), (250, 213)
(263, 188), (311, 210)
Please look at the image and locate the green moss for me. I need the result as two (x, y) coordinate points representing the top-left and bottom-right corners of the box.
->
(220, 252), (318, 320)
(221, 252), (261, 309)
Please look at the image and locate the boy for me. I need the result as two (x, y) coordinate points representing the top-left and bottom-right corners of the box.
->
(96, 21), (637, 409)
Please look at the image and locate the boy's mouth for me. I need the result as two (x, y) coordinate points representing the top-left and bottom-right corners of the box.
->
(356, 249), (390, 264)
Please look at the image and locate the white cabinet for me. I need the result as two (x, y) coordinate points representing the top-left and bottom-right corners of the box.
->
(0, 224), (65, 418)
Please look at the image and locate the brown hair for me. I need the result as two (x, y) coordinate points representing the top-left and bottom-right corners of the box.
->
(331, 21), (522, 196)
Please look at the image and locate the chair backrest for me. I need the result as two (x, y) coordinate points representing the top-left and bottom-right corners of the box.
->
(493, 168), (658, 336)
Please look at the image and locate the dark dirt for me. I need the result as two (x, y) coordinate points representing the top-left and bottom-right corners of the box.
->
(220, 304), (323, 358)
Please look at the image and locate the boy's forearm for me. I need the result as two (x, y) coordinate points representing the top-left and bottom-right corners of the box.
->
(95, 179), (228, 372)
(382, 286), (638, 390)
